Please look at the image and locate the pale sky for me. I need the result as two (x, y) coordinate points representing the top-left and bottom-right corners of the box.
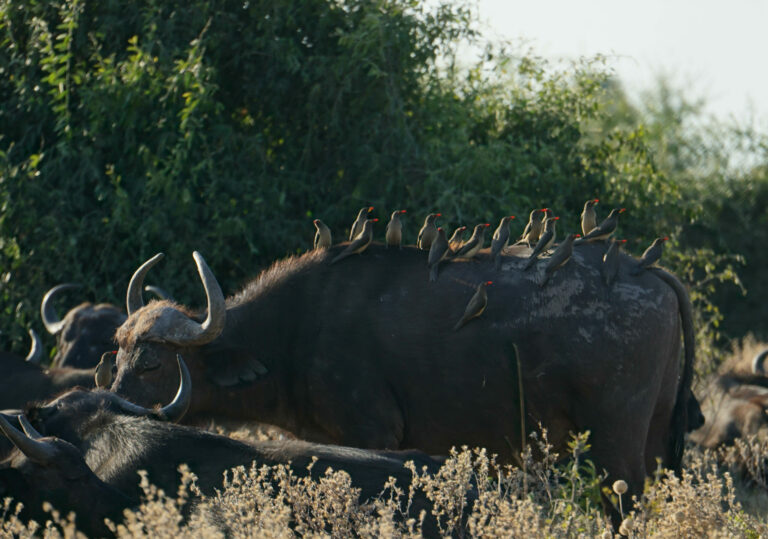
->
(475, 0), (768, 123)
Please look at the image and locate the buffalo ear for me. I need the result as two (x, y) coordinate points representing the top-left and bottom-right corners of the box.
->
(206, 351), (268, 387)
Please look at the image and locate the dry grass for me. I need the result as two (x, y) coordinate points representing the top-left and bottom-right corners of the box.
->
(3, 428), (768, 538)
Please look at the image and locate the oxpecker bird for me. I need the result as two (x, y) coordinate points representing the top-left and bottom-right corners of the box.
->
(522, 216), (559, 270)
(490, 215), (516, 270)
(427, 228), (450, 282)
(95, 351), (116, 389)
(581, 199), (599, 236)
(575, 208), (625, 244)
(448, 226), (467, 253)
(349, 206), (374, 240)
(518, 209), (545, 246)
(417, 213), (442, 250)
(540, 234), (579, 287)
(453, 281), (492, 331)
(602, 239), (627, 286)
(450, 223), (490, 260)
(332, 219), (378, 264)
(385, 209), (407, 249)
(630, 237), (668, 275)
(313, 219), (332, 249)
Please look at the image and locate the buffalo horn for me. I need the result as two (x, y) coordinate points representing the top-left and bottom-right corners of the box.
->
(0, 414), (57, 464)
(159, 354), (192, 423)
(25, 329), (44, 364)
(40, 283), (80, 335)
(162, 251), (226, 346)
(144, 285), (173, 301)
(113, 354), (191, 423)
(18, 415), (44, 440)
(752, 349), (768, 375)
(126, 253), (165, 315)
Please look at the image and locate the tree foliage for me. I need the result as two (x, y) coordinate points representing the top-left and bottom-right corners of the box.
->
(0, 0), (753, 364)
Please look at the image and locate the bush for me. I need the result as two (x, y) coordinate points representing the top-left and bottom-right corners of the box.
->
(0, 0), (744, 360)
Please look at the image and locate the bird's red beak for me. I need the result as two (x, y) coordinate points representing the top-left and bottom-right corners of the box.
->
(485, 281), (493, 286)
(662, 236), (669, 241)
(484, 223), (490, 227)
(400, 209), (407, 214)
(594, 198), (599, 203)
(619, 208), (626, 213)
(368, 206), (374, 212)
(371, 218), (379, 222)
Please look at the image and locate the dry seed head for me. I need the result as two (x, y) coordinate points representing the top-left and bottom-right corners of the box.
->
(674, 510), (685, 523)
(620, 517), (634, 532)
(612, 479), (628, 495)
(601, 530), (613, 539)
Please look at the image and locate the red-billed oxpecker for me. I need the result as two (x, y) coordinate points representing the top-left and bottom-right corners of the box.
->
(453, 281), (492, 331)
(417, 213), (441, 250)
(385, 209), (407, 249)
(448, 225), (467, 253)
(581, 198), (599, 235)
(349, 206), (374, 240)
(518, 208), (545, 246)
(575, 207), (626, 244)
(313, 219), (332, 249)
(331, 219), (378, 265)
(540, 234), (579, 288)
(522, 216), (559, 270)
(631, 237), (669, 275)
(490, 215), (515, 270)
(427, 228), (450, 282)
(450, 223), (490, 260)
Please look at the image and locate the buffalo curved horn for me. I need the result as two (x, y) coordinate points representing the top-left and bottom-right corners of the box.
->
(159, 354), (192, 423)
(17, 415), (44, 440)
(162, 251), (226, 346)
(0, 414), (57, 464)
(752, 349), (768, 375)
(144, 285), (173, 301)
(113, 354), (192, 423)
(25, 329), (44, 364)
(40, 283), (80, 335)
(126, 253), (165, 315)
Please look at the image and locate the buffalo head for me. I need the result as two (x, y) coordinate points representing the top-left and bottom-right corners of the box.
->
(26, 355), (191, 446)
(111, 252), (225, 409)
(41, 283), (126, 368)
(0, 414), (132, 535)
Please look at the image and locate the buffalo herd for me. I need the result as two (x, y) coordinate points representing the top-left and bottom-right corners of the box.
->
(0, 218), (738, 535)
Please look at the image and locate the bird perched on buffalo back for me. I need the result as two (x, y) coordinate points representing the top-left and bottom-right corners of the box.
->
(417, 213), (442, 250)
(454, 281), (492, 331)
(490, 215), (515, 270)
(450, 223), (490, 260)
(602, 238), (627, 286)
(581, 199), (599, 236)
(522, 216), (559, 271)
(448, 226), (467, 253)
(427, 228), (450, 282)
(332, 219), (378, 264)
(313, 219), (332, 249)
(630, 237), (668, 275)
(385, 209), (406, 249)
(575, 208), (625, 244)
(518, 209), (545, 246)
(349, 206), (374, 240)
(540, 233), (579, 287)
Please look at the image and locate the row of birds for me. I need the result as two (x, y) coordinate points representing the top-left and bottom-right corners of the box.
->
(312, 200), (669, 330)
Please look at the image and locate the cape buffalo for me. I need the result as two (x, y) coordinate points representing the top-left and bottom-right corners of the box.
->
(41, 282), (171, 368)
(110, 242), (695, 503)
(0, 333), (95, 411)
(21, 357), (447, 536)
(0, 414), (131, 537)
(690, 349), (768, 448)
